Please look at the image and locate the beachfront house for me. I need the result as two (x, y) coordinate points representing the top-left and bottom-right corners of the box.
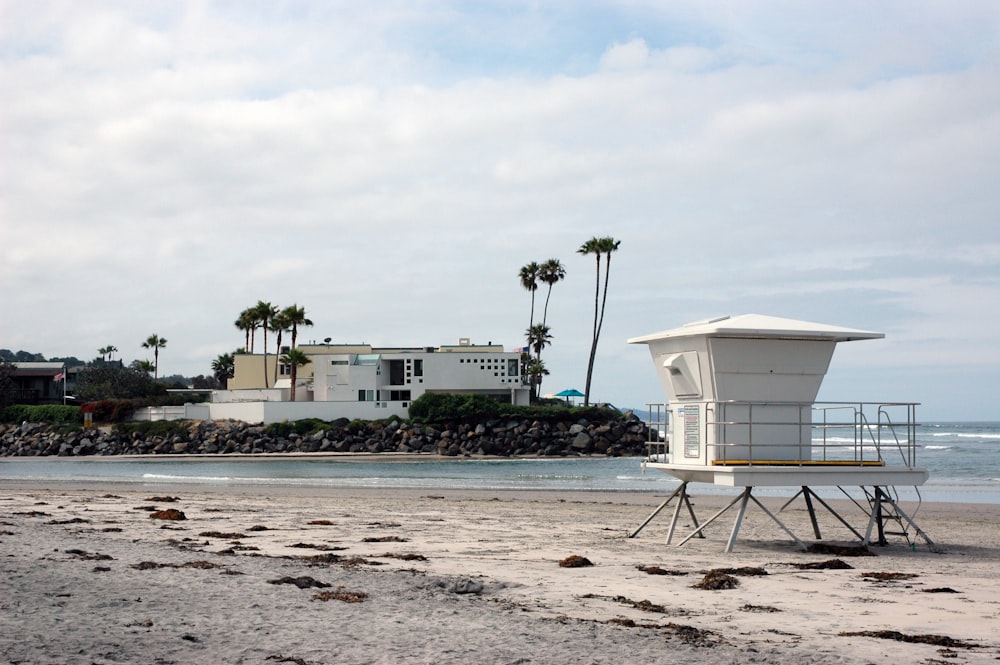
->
(142, 339), (529, 423)
(9, 362), (68, 405)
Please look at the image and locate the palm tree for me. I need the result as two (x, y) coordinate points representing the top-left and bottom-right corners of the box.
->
(281, 348), (311, 402)
(106, 345), (117, 362)
(526, 323), (553, 400)
(282, 304), (313, 349)
(98, 346), (111, 362)
(525, 359), (549, 401)
(577, 236), (621, 406)
(141, 334), (167, 380)
(235, 309), (257, 353)
(131, 359), (156, 376)
(211, 352), (235, 388)
(270, 309), (292, 384)
(538, 258), (566, 329)
(253, 301), (279, 388)
(519, 261), (541, 349)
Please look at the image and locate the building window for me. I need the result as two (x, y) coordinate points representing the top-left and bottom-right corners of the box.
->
(389, 390), (411, 401)
(279, 364), (291, 376)
(413, 359), (423, 376)
(507, 359), (519, 376)
(358, 389), (375, 401)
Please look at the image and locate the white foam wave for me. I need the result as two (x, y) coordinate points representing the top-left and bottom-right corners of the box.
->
(142, 473), (232, 482)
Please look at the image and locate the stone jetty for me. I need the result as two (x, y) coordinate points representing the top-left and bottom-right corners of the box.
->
(0, 412), (655, 458)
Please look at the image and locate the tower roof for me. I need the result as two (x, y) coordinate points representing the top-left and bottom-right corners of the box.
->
(628, 314), (884, 344)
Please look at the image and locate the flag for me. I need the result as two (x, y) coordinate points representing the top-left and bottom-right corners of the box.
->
(53, 372), (65, 382)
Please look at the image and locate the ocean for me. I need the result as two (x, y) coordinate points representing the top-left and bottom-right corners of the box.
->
(1, 422), (998, 505)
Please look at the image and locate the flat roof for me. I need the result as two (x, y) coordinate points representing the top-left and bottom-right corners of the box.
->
(628, 314), (884, 344)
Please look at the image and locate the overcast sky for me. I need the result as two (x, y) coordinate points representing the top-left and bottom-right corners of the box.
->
(2, 1), (998, 421)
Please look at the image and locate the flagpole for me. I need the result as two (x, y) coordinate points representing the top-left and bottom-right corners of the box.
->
(62, 364), (67, 405)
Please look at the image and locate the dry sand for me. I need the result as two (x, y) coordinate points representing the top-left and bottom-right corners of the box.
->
(2, 481), (998, 664)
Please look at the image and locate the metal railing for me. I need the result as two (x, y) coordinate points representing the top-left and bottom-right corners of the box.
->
(644, 401), (919, 468)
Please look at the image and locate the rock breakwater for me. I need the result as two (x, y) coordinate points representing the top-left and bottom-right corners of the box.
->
(0, 413), (655, 458)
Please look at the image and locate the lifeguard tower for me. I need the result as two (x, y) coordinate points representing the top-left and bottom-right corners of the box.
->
(628, 314), (933, 552)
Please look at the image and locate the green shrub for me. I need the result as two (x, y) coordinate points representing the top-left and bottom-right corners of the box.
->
(409, 392), (502, 422)
(1, 404), (80, 424)
(263, 418), (330, 438)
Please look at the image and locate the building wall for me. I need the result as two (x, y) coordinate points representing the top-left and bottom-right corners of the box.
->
(228, 354), (315, 390)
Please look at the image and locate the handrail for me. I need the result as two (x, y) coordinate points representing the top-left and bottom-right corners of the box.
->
(644, 400), (919, 469)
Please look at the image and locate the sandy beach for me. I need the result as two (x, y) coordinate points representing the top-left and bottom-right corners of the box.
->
(2, 481), (998, 664)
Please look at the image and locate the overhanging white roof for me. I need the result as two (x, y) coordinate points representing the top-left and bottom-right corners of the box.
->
(628, 314), (884, 344)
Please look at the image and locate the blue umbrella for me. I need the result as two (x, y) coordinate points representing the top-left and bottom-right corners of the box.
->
(554, 388), (585, 404)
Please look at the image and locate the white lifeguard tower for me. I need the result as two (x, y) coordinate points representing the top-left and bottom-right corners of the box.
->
(628, 314), (933, 552)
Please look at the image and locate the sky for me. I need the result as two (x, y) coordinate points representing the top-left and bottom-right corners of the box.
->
(1, 1), (998, 421)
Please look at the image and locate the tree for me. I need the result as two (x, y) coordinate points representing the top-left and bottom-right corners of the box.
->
(141, 334), (167, 380)
(78, 363), (164, 400)
(131, 359), (156, 376)
(577, 236), (621, 407)
(519, 262), (541, 357)
(0, 359), (16, 412)
(538, 258), (566, 329)
(270, 310), (292, 384)
(211, 352), (235, 387)
(253, 301), (279, 388)
(525, 359), (549, 401)
(235, 309), (257, 353)
(280, 348), (311, 402)
(526, 324), (553, 400)
(282, 304), (313, 349)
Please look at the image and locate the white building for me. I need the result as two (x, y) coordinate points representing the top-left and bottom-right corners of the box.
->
(161, 339), (530, 424)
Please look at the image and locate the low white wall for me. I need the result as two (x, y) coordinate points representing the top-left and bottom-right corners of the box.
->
(131, 406), (188, 422)
(169, 401), (409, 424)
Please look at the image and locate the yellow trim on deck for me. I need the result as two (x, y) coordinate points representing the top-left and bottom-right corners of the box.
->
(711, 459), (885, 467)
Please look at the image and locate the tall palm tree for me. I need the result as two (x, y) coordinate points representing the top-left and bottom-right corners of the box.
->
(281, 348), (311, 402)
(235, 309), (257, 353)
(282, 304), (313, 349)
(106, 345), (117, 362)
(141, 334), (167, 380)
(270, 309), (292, 384)
(98, 346), (111, 362)
(211, 352), (235, 388)
(253, 301), (279, 388)
(519, 261), (541, 349)
(536, 258), (566, 381)
(577, 236), (621, 406)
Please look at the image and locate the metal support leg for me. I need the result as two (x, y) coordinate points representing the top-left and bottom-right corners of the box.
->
(804, 489), (866, 541)
(802, 487), (822, 540)
(675, 491), (747, 547)
(629, 483), (684, 538)
(747, 493), (807, 551)
(726, 489), (753, 553)
(864, 487), (888, 546)
(666, 484), (687, 545)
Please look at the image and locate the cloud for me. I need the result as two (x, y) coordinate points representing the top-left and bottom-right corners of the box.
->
(1, 1), (998, 419)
